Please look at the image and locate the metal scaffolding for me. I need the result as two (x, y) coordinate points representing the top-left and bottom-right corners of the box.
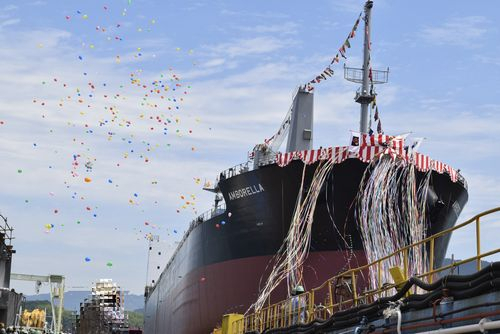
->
(76, 279), (128, 334)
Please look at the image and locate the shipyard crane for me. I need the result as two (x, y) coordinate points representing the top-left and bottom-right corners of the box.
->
(11, 273), (65, 334)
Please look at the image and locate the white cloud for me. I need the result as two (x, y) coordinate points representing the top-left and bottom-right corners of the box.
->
(476, 54), (500, 66)
(208, 36), (296, 58)
(328, 0), (364, 14)
(0, 18), (19, 28)
(203, 58), (226, 67)
(420, 16), (488, 48)
(240, 22), (298, 35)
(220, 9), (289, 20)
(2, 4), (17, 11)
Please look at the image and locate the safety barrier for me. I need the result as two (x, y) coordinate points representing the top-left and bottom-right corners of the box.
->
(232, 207), (500, 334)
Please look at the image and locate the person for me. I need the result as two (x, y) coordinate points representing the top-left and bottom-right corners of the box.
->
(0, 323), (6, 334)
(291, 285), (307, 325)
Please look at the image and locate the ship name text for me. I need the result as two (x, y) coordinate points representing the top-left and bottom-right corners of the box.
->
(228, 184), (265, 201)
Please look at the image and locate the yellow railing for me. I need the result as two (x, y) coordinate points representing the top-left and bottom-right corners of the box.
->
(232, 207), (500, 334)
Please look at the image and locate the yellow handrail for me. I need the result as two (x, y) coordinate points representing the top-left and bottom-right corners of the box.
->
(232, 207), (500, 334)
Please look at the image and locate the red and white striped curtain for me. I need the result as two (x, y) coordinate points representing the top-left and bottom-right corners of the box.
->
(275, 134), (459, 183)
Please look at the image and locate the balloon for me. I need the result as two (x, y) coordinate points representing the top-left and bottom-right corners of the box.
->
(85, 257), (91, 262)
(106, 262), (113, 267)
(228, 212), (232, 218)
(84, 177), (92, 183)
(221, 221), (226, 225)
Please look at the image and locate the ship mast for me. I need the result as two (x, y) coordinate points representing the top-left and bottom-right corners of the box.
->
(344, 0), (388, 133)
(359, 0), (373, 134)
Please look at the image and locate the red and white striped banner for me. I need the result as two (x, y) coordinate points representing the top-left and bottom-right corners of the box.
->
(332, 146), (349, 163)
(361, 133), (405, 148)
(361, 133), (391, 146)
(359, 146), (382, 162)
(277, 152), (292, 167)
(433, 160), (444, 174)
(446, 164), (458, 182)
(277, 147), (338, 167)
(275, 135), (459, 183)
(414, 152), (431, 172)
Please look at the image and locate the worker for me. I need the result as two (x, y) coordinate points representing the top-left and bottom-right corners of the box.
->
(291, 285), (307, 325)
(0, 322), (6, 334)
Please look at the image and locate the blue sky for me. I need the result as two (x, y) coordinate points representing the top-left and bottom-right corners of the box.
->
(0, 0), (499, 295)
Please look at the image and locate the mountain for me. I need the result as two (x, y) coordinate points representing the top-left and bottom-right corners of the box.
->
(439, 258), (492, 276)
(25, 290), (144, 311)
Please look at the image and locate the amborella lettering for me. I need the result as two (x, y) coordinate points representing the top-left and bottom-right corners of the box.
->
(228, 184), (265, 201)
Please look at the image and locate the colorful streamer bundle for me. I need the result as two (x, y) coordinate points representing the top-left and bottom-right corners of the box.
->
(249, 159), (334, 314)
(355, 154), (431, 292)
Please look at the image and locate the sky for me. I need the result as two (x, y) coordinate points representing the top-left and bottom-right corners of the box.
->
(0, 0), (499, 297)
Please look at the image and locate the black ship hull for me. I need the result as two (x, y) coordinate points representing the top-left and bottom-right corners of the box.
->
(144, 158), (468, 334)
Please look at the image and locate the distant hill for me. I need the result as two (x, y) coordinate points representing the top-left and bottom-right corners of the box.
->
(25, 290), (144, 311)
(439, 258), (492, 276)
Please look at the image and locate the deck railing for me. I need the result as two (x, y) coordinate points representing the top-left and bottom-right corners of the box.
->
(219, 161), (253, 180)
(232, 207), (500, 334)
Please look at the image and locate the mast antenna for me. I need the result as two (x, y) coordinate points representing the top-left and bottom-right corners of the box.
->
(344, 0), (389, 133)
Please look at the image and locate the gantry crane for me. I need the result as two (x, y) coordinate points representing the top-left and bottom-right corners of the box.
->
(10, 273), (65, 334)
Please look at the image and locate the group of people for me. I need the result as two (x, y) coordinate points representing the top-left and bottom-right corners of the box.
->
(0, 323), (44, 334)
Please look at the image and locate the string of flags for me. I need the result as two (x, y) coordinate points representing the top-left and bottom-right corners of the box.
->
(305, 12), (362, 91)
(370, 95), (383, 135)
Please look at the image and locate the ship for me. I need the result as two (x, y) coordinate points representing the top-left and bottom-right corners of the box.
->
(143, 2), (468, 333)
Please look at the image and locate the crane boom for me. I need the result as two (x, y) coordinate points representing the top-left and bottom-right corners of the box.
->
(266, 88), (298, 153)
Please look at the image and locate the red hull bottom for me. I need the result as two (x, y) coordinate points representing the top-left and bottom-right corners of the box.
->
(149, 250), (366, 334)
